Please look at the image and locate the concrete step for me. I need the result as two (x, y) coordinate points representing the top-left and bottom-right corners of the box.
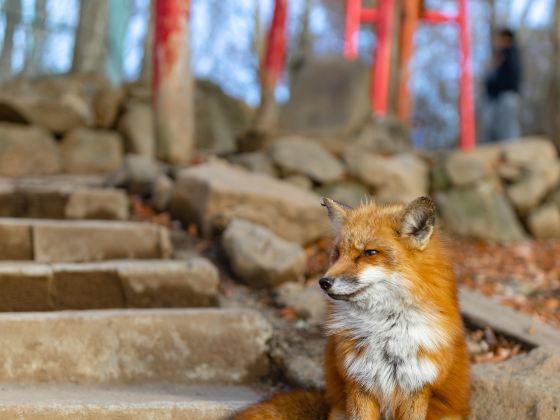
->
(0, 176), (128, 220)
(0, 384), (260, 419)
(0, 259), (219, 311)
(0, 218), (171, 262)
(0, 308), (272, 385)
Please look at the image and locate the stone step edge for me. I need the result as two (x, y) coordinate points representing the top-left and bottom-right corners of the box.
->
(0, 308), (272, 385)
(0, 259), (219, 311)
(0, 217), (172, 263)
(459, 287), (560, 348)
(0, 384), (261, 420)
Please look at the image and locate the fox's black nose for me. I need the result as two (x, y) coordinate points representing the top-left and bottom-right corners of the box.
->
(319, 277), (334, 291)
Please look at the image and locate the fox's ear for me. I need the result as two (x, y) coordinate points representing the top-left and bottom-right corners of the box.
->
(399, 196), (436, 250)
(322, 197), (351, 231)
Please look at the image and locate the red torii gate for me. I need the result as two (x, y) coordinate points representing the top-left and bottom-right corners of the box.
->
(261, 0), (476, 151)
(345, 0), (476, 150)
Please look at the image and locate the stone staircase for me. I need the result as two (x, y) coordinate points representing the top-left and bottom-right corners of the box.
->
(0, 176), (267, 418)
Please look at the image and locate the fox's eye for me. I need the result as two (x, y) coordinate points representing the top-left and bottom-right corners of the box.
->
(363, 249), (379, 257)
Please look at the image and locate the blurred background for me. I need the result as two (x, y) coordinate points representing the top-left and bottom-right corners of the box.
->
(0, 0), (556, 148)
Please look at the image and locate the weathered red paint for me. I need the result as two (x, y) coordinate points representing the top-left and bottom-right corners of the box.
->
(371, 0), (394, 116)
(153, 0), (190, 93)
(344, 0), (391, 116)
(458, 0), (476, 151)
(262, 0), (287, 89)
(152, 0), (194, 164)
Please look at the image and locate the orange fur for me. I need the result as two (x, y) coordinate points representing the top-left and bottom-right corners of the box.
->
(235, 198), (470, 420)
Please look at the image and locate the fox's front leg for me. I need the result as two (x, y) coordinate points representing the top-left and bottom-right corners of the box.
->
(395, 388), (430, 420)
(345, 382), (381, 420)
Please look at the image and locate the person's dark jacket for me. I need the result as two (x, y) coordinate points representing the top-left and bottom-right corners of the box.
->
(485, 45), (521, 99)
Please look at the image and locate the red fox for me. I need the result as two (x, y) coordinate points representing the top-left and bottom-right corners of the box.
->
(235, 196), (470, 420)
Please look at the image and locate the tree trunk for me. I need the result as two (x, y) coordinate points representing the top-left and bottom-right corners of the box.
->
(23, 0), (47, 78)
(139, 0), (154, 85)
(0, 0), (21, 82)
(550, 0), (560, 151)
(153, 0), (194, 164)
(72, 0), (109, 75)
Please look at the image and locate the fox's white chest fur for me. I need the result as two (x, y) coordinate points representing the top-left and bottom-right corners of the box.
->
(327, 269), (446, 399)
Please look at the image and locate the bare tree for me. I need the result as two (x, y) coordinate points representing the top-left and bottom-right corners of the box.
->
(0, 0), (21, 81)
(72, 0), (109, 74)
(22, 0), (47, 77)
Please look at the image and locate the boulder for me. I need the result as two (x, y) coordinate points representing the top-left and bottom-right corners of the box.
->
(170, 161), (329, 244)
(506, 161), (560, 214)
(471, 347), (560, 420)
(195, 80), (250, 154)
(0, 75), (123, 133)
(316, 181), (369, 208)
(0, 123), (61, 177)
(344, 150), (428, 203)
(222, 219), (306, 288)
(528, 203), (560, 239)
(108, 155), (166, 195)
(279, 57), (370, 132)
(348, 115), (411, 155)
(275, 282), (326, 325)
(444, 150), (494, 187)
(228, 151), (278, 177)
(269, 136), (345, 184)
(61, 128), (123, 174)
(151, 175), (174, 212)
(436, 181), (526, 242)
(93, 84), (124, 128)
(284, 174), (314, 190)
(117, 103), (155, 157)
(501, 137), (557, 166)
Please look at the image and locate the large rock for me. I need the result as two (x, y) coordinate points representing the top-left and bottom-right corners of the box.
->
(528, 203), (560, 239)
(222, 219), (306, 288)
(436, 181), (526, 242)
(170, 161), (329, 244)
(471, 347), (560, 420)
(108, 155), (166, 195)
(195, 80), (250, 154)
(444, 150), (495, 187)
(347, 115), (411, 155)
(506, 160), (560, 214)
(61, 128), (123, 174)
(117, 103), (155, 157)
(279, 57), (370, 132)
(228, 151), (278, 177)
(0, 123), (61, 176)
(275, 282), (326, 325)
(344, 150), (428, 203)
(0, 308), (272, 384)
(269, 136), (345, 184)
(0, 75), (123, 133)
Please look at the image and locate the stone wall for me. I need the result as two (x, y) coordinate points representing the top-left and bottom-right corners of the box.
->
(1, 75), (559, 242)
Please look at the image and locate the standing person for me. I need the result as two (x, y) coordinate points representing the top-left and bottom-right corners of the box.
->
(484, 28), (522, 142)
